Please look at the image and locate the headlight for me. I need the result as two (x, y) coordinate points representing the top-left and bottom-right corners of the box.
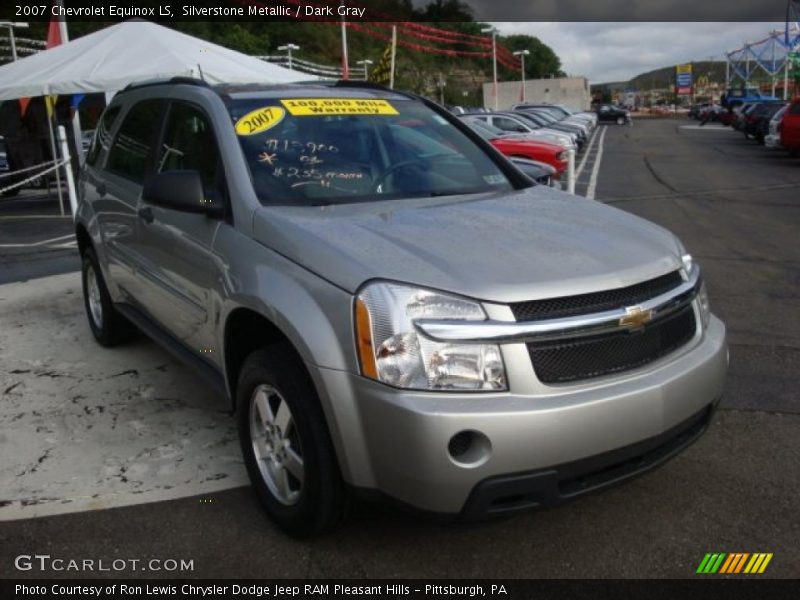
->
(681, 253), (696, 277)
(682, 253), (711, 328)
(355, 282), (507, 391)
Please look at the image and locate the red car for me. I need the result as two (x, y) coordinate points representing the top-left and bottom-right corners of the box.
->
(779, 97), (800, 154)
(488, 136), (568, 175)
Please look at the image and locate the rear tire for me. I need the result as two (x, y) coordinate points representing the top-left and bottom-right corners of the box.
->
(237, 344), (346, 537)
(81, 247), (137, 346)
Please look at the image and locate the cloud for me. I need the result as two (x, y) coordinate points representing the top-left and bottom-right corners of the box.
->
(491, 22), (786, 83)
(452, 0), (784, 21)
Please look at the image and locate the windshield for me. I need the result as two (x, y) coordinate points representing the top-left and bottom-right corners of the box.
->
(531, 110), (558, 125)
(226, 96), (515, 206)
(514, 112), (546, 129)
(464, 118), (505, 138)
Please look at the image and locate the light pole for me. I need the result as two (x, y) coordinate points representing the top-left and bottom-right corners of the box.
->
(0, 21), (29, 61)
(357, 59), (373, 80)
(277, 43), (300, 70)
(513, 49), (529, 102)
(481, 26), (498, 110)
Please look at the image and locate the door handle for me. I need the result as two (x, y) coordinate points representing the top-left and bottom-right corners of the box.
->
(137, 206), (154, 224)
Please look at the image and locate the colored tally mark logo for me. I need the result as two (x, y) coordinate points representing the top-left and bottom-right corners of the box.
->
(696, 552), (773, 574)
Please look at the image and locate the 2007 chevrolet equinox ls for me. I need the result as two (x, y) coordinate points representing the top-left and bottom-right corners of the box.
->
(76, 79), (727, 537)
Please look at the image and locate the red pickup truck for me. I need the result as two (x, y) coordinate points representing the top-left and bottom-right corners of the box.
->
(779, 98), (800, 154)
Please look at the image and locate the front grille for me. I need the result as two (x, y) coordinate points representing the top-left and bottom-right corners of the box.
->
(511, 271), (684, 322)
(527, 305), (697, 384)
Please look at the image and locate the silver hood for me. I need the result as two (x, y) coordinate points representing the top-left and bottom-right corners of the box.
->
(252, 187), (684, 303)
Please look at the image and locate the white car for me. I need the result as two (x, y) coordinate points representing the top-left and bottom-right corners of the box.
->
(467, 113), (578, 150)
(764, 105), (788, 149)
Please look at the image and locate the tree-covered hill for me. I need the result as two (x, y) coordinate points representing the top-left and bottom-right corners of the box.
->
(13, 0), (563, 106)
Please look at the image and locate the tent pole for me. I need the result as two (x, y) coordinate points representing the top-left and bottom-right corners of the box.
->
(44, 91), (65, 216)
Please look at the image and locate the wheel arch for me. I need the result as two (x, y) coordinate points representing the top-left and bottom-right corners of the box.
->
(223, 306), (300, 408)
(75, 222), (92, 255)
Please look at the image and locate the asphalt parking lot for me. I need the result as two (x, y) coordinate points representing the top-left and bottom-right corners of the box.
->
(0, 118), (798, 579)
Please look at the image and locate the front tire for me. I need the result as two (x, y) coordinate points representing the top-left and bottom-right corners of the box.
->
(81, 247), (136, 346)
(616, 116), (626, 125)
(237, 345), (346, 537)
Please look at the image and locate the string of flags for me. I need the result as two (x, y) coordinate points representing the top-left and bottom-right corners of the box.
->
(13, 94), (87, 117)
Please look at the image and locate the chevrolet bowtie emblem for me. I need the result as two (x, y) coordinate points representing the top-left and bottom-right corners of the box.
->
(619, 306), (654, 330)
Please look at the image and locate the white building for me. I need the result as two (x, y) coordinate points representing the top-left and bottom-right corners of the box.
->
(483, 77), (591, 111)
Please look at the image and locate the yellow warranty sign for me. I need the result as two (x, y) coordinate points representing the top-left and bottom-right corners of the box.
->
(280, 98), (398, 116)
(235, 106), (286, 136)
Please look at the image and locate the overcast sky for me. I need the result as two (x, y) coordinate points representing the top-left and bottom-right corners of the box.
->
(491, 22), (786, 83)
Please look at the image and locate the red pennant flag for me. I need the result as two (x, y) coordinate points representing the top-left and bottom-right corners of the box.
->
(46, 1), (64, 49)
(19, 97), (31, 116)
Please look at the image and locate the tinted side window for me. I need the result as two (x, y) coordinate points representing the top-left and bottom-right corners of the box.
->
(106, 100), (164, 184)
(86, 106), (120, 167)
(157, 102), (220, 193)
(494, 117), (522, 131)
(791, 102), (800, 115)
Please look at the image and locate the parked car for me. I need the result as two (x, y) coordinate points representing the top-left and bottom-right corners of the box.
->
(743, 102), (785, 143)
(77, 79), (727, 536)
(688, 103), (710, 119)
(778, 97), (800, 155)
(508, 156), (559, 188)
(764, 105), (788, 149)
(696, 104), (724, 122)
(506, 109), (588, 148)
(81, 129), (96, 154)
(0, 135), (21, 197)
(464, 118), (568, 174)
(462, 112), (578, 150)
(731, 103), (756, 131)
(551, 103), (598, 125)
(513, 103), (597, 130)
(594, 104), (631, 125)
(460, 119), (562, 185)
(517, 107), (592, 138)
(0, 136), (13, 198)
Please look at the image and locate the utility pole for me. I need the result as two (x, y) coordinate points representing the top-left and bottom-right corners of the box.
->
(340, 1), (349, 80)
(513, 49), (530, 102)
(481, 26), (498, 110)
(277, 43), (299, 70)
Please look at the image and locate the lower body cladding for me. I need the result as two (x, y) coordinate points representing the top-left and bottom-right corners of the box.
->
(313, 315), (727, 516)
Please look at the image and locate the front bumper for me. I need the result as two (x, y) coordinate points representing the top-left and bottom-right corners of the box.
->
(314, 315), (727, 515)
(764, 134), (782, 149)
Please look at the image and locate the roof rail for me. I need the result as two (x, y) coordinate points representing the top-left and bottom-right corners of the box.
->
(295, 79), (419, 100)
(120, 76), (210, 93)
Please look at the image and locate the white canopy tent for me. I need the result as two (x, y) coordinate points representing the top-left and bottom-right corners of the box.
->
(0, 19), (314, 101)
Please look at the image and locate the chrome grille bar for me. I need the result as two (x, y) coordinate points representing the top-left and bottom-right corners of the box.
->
(414, 269), (701, 344)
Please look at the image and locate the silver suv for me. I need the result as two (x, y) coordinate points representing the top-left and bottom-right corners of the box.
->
(77, 79), (727, 536)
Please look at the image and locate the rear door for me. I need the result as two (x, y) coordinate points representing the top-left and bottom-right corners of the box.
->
(94, 99), (166, 297)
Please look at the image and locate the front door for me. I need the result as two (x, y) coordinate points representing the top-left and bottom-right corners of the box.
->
(134, 101), (227, 364)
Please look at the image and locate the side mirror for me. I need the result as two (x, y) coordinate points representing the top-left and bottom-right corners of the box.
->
(516, 126), (527, 132)
(142, 170), (223, 217)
